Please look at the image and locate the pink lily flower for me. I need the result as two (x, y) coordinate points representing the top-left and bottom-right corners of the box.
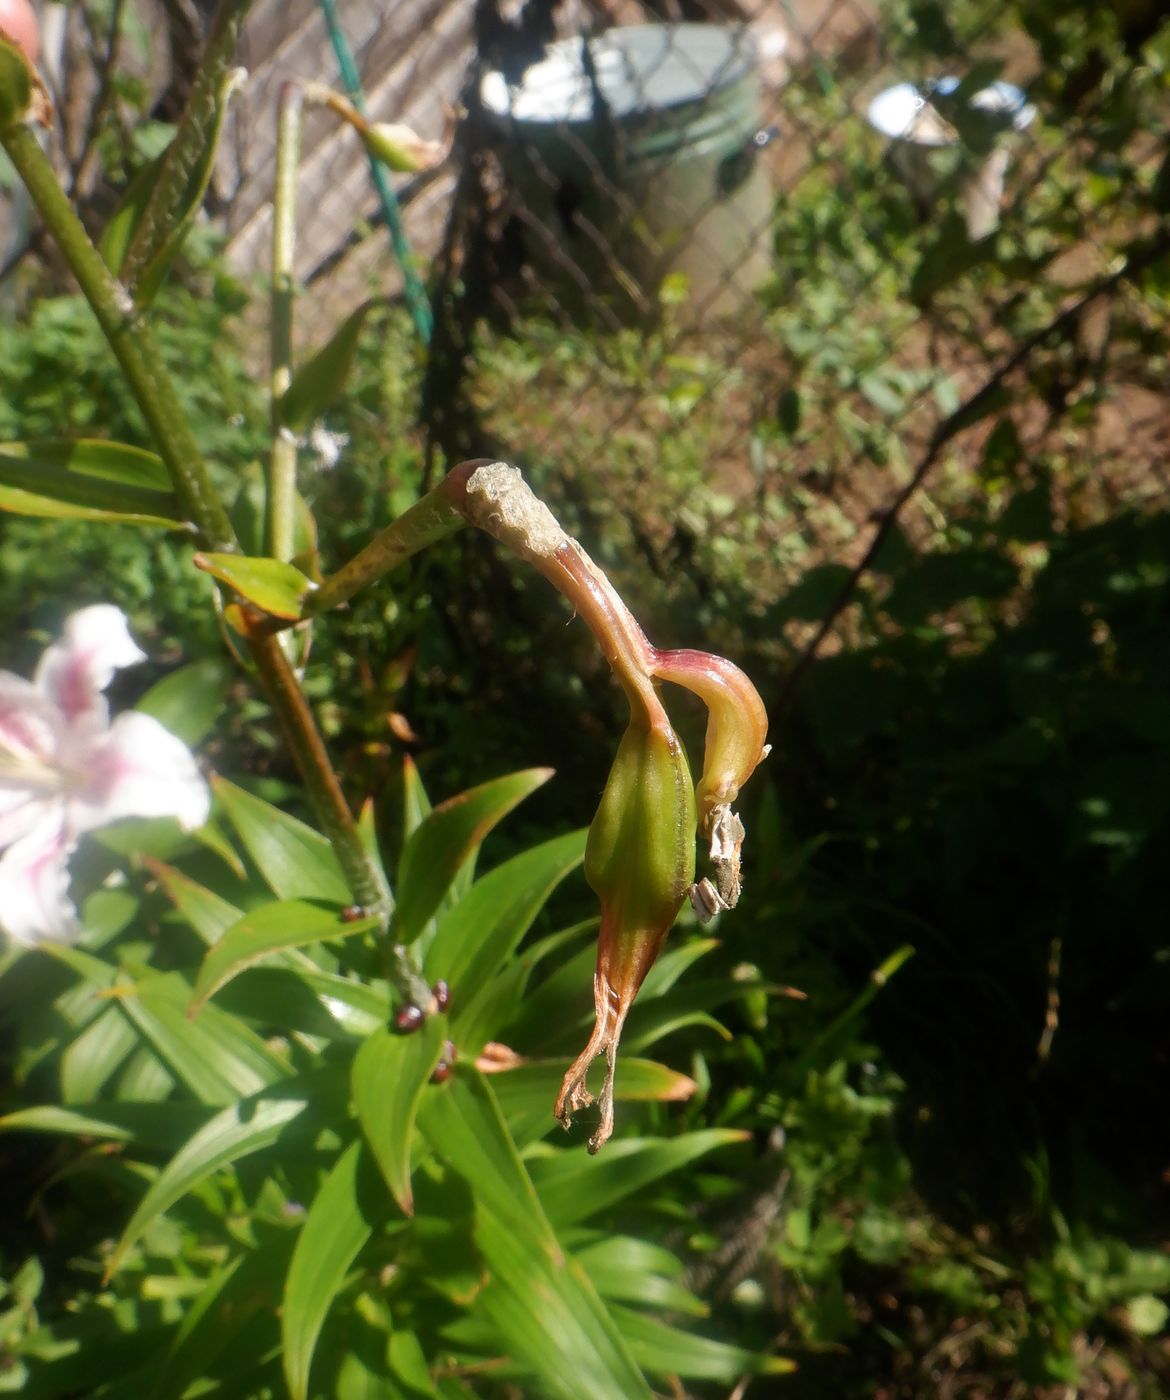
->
(0, 605), (210, 946)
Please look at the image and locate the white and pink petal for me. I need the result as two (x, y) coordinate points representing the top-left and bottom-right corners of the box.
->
(71, 710), (210, 836)
(35, 604), (145, 721)
(0, 808), (79, 946)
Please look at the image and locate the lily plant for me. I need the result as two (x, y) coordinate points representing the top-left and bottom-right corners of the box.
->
(0, 19), (767, 1153)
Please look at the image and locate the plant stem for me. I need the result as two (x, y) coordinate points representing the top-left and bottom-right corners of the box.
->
(0, 122), (237, 551)
(246, 630), (431, 1008)
(304, 474), (474, 615)
(268, 82), (302, 563)
(119, 0), (252, 292)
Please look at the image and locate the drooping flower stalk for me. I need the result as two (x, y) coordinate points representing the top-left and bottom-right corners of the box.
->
(437, 463), (770, 1149)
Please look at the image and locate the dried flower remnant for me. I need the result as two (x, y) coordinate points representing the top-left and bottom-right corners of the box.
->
(440, 463), (770, 1151)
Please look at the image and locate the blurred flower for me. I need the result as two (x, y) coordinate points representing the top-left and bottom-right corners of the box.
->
(0, 605), (210, 946)
(306, 422), (348, 472)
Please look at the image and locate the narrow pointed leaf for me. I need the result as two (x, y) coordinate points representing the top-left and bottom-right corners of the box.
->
(419, 1072), (651, 1400)
(401, 756), (432, 845)
(282, 1139), (391, 1400)
(610, 1306), (795, 1380)
(352, 1018), (444, 1214)
(213, 777), (349, 902)
(107, 1073), (344, 1277)
(217, 965), (388, 1040)
(0, 440), (184, 526)
(526, 1130), (750, 1228)
(394, 768), (554, 944)
(189, 900), (379, 1015)
(117, 973), (290, 1102)
(575, 1238), (707, 1317)
(0, 1101), (210, 1150)
(137, 658), (234, 746)
(150, 1244), (290, 1400)
(146, 859), (243, 946)
(426, 829), (586, 999)
(278, 301), (378, 434)
(194, 552), (315, 619)
(114, 63), (245, 303)
(61, 1005), (138, 1103)
(488, 1057), (697, 1122)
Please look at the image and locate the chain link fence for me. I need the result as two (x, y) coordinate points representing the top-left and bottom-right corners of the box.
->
(7, 0), (1168, 698)
(400, 0), (1170, 701)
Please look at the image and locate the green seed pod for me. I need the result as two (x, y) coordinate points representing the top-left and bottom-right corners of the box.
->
(585, 721), (697, 992)
(557, 718), (696, 1153)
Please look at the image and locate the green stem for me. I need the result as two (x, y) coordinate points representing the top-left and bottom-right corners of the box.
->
(304, 476), (471, 614)
(119, 0), (252, 292)
(0, 122), (237, 550)
(246, 631), (431, 1008)
(268, 82), (303, 562)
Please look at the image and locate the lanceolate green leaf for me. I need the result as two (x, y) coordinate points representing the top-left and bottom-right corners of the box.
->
(110, 63), (245, 304)
(426, 829), (587, 1000)
(60, 1005), (138, 1104)
(278, 300), (378, 434)
(352, 1019), (444, 1215)
(394, 768), (554, 944)
(574, 1235), (707, 1317)
(150, 1244), (291, 1400)
(146, 859), (243, 946)
(0, 440), (185, 527)
(526, 1129), (750, 1229)
(282, 1139), (391, 1400)
(115, 973), (290, 1103)
(609, 1305), (796, 1381)
(193, 552), (315, 619)
(490, 1057), (698, 1151)
(137, 658), (234, 747)
(107, 1071), (345, 1277)
(189, 900), (379, 1015)
(0, 1101), (210, 1151)
(213, 777), (350, 902)
(419, 1072), (651, 1400)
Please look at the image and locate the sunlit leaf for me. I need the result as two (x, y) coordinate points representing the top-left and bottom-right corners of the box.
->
(0, 1102), (209, 1151)
(352, 1019), (444, 1214)
(526, 1130), (750, 1228)
(146, 858), (243, 946)
(117, 973), (290, 1102)
(419, 1071), (651, 1400)
(426, 829), (586, 1000)
(107, 1070), (347, 1276)
(0, 440), (184, 527)
(574, 1236), (707, 1317)
(279, 301), (379, 434)
(394, 769), (553, 944)
(189, 900), (379, 1014)
(610, 1305), (795, 1380)
(282, 1139), (391, 1400)
(60, 1006), (138, 1104)
(213, 777), (349, 903)
(193, 552), (316, 620)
